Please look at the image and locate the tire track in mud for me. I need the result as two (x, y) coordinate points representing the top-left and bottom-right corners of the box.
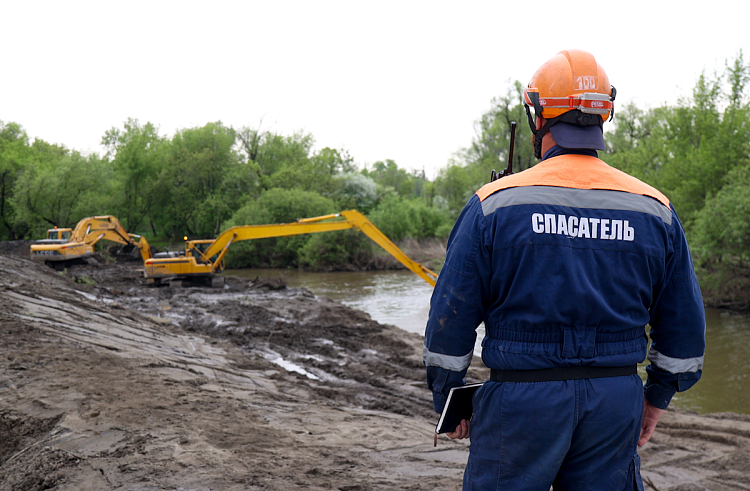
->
(640, 411), (750, 490)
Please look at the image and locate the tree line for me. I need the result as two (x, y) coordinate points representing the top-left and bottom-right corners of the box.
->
(2, 52), (749, 305)
(0, 118), (461, 270)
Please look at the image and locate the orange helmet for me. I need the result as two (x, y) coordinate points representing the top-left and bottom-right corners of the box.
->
(523, 50), (616, 158)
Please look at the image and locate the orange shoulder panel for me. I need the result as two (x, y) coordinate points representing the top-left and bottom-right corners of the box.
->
(475, 155), (670, 208)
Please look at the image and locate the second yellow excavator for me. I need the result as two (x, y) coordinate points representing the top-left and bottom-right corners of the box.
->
(144, 210), (438, 287)
(30, 215), (152, 270)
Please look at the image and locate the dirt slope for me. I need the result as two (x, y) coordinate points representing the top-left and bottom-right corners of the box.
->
(1, 247), (749, 490)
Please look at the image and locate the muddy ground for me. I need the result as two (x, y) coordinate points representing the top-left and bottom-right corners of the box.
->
(1, 242), (750, 490)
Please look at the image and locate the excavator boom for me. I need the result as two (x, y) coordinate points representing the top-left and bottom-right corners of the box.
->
(203, 221), (353, 261)
(144, 210), (438, 287)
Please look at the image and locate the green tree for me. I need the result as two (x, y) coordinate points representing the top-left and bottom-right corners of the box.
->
(11, 141), (112, 237)
(238, 128), (354, 197)
(253, 131), (315, 181)
(236, 125), (264, 163)
(157, 122), (244, 238)
(0, 121), (32, 239)
(102, 118), (168, 232)
(313, 147), (356, 175)
(693, 164), (750, 263)
(691, 164), (750, 306)
(433, 162), (474, 218)
(330, 172), (378, 213)
(602, 102), (670, 184)
(363, 159), (425, 199)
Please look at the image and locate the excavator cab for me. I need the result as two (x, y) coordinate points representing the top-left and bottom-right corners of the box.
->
(46, 228), (72, 241)
(187, 240), (217, 263)
(35, 227), (73, 245)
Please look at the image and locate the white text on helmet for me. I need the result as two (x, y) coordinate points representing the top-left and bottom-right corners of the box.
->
(576, 76), (597, 90)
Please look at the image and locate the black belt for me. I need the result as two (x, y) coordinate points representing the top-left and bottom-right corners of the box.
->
(490, 365), (637, 383)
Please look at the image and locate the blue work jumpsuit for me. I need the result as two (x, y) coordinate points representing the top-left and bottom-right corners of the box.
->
(424, 149), (706, 490)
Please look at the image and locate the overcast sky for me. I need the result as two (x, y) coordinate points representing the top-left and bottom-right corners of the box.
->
(2, 1), (748, 179)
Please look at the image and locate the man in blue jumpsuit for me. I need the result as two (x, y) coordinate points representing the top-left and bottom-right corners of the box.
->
(423, 50), (706, 490)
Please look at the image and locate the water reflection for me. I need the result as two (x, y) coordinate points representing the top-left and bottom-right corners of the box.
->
(224, 268), (749, 415)
(671, 309), (750, 414)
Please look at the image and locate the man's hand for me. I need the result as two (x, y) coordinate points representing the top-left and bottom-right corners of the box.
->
(638, 400), (665, 447)
(447, 419), (470, 440)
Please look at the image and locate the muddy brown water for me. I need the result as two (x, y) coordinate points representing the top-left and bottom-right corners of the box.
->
(225, 268), (750, 415)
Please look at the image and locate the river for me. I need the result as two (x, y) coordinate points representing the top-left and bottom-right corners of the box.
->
(224, 268), (749, 415)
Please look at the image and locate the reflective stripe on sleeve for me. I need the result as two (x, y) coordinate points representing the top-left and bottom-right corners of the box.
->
(648, 347), (704, 373)
(423, 345), (473, 372)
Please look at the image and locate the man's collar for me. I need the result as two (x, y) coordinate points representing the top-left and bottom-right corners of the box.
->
(542, 145), (598, 161)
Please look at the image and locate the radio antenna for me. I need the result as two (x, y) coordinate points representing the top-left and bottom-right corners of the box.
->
(490, 121), (517, 182)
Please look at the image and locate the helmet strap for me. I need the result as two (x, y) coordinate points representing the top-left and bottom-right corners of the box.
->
(524, 103), (556, 159)
(524, 91), (545, 159)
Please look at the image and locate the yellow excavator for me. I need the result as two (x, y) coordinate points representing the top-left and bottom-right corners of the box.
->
(144, 210), (438, 287)
(30, 215), (152, 270)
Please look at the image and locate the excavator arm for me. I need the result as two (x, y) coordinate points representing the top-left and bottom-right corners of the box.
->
(66, 216), (121, 243)
(84, 220), (134, 246)
(134, 235), (153, 261)
(339, 210), (438, 286)
(31, 215), (151, 266)
(77, 217), (152, 261)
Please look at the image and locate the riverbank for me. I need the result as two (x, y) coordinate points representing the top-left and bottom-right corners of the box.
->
(696, 262), (750, 312)
(1, 246), (750, 490)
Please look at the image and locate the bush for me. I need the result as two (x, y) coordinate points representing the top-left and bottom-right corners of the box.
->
(298, 229), (373, 270)
(692, 165), (750, 264)
(369, 196), (451, 241)
(435, 223), (454, 240)
(223, 188), (336, 268)
(330, 173), (378, 213)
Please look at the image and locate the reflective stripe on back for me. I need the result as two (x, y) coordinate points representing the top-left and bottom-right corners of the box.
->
(481, 186), (672, 225)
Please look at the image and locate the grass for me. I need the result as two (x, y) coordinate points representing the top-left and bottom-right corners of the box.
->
(74, 276), (96, 286)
